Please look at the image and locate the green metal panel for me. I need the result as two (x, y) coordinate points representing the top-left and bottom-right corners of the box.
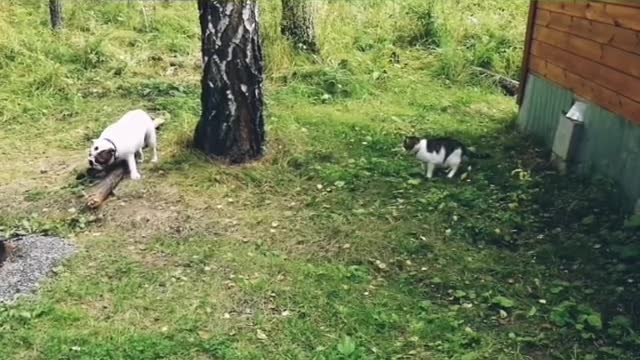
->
(518, 74), (574, 146)
(518, 75), (640, 208)
(575, 105), (640, 204)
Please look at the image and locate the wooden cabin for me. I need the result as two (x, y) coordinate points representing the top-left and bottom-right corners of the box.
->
(517, 1), (640, 210)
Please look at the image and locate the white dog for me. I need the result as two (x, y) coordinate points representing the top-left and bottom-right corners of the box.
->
(88, 109), (158, 180)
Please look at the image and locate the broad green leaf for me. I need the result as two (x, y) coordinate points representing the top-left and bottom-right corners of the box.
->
(492, 296), (515, 308)
(586, 314), (603, 330)
(337, 336), (356, 356)
(453, 290), (467, 298)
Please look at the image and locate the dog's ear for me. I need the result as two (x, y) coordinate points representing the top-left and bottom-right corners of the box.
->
(90, 140), (100, 152)
(95, 148), (116, 165)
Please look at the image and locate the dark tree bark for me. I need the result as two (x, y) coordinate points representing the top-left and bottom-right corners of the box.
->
(195, 0), (266, 164)
(49, 0), (63, 31)
(281, 0), (318, 53)
(0, 239), (6, 266)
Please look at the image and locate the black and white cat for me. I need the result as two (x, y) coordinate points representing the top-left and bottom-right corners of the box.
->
(403, 136), (486, 179)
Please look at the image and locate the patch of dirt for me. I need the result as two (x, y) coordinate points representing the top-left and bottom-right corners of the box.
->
(0, 154), (87, 216)
(98, 190), (196, 238)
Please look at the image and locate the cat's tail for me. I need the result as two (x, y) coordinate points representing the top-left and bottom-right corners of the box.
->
(465, 147), (490, 159)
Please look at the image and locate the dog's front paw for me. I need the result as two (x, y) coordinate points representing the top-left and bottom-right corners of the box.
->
(151, 157), (159, 164)
(130, 172), (142, 180)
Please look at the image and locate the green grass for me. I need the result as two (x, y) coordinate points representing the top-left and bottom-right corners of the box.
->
(1, 1), (639, 359)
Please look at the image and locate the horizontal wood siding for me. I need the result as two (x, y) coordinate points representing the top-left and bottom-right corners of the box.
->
(526, 1), (640, 124)
(537, 1), (640, 32)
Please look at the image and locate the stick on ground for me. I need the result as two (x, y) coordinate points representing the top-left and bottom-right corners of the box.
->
(84, 117), (166, 209)
(85, 162), (128, 209)
(472, 66), (519, 96)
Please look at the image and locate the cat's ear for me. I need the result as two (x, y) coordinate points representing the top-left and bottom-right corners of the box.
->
(403, 136), (418, 151)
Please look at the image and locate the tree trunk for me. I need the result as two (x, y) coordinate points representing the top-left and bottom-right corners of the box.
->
(0, 239), (6, 266)
(194, 1), (266, 164)
(281, 0), (318, 53)
(49, 0), (63, 31)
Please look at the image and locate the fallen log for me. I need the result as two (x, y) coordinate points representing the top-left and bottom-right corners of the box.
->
(84, 116), (166, 209)
(85, 162), (128, 209)
(472, 66), (519, 97)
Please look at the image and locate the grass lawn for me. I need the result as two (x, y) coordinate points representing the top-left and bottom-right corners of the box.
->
(0, 1), (638, 359)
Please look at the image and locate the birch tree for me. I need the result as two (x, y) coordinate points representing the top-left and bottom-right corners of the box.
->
(194, 1), (266, 164)
(281, 0), (318, 53)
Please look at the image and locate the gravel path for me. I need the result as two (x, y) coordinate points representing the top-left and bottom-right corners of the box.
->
(0, 236), (76, 304)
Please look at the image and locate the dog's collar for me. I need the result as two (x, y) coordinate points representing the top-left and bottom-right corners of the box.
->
(103, 138), (118, 157)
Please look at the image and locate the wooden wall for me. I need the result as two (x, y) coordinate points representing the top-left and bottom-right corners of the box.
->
(522, 1), (640, 124)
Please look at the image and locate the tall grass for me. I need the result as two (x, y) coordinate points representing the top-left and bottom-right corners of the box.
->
(400, 0), (528, 83)
(0, 0), (526, 114)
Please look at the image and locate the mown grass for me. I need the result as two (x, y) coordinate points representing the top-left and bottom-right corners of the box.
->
(1, 1), (639, 359)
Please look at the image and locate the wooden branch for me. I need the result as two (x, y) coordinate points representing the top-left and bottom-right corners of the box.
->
(84, 116), (166, 209)
(472, 66), (520, 97)
(85, 162), (127, 209)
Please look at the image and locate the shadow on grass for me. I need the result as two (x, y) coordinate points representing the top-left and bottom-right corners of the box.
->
(400, 120), (639, 356)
